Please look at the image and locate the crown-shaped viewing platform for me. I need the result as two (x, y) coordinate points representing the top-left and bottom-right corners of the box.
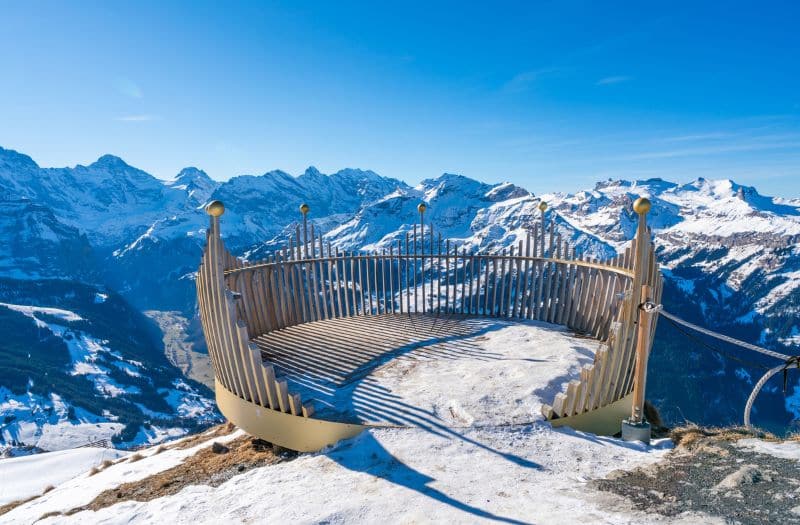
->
(196, 199), (661, 451)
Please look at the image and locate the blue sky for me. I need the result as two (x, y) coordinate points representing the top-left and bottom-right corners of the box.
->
(2, 1), (799, 196)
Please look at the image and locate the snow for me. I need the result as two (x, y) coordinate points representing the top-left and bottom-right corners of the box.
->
(0, 447), (127, 506)
(0, 388), (125, 452)
(735, 438), (800, 461)
(3, 322), (682, 524)
(344, 320), (598, 426)
(5, 427), (678, 524)
(779, 326), (800, 347)
(0, 303), (83, 323)
(3, 429), (244, 521)
(160, 381), (216, 419)
(0, 303), (217, 453)
(755, 270), (800, 314)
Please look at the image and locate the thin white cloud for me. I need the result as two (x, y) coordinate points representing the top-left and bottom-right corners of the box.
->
(596, 75), (631, 86)
(502, 68), (560, 93)
(615, 140), (800, 161)
(115, 77), (144, 99)
(659, 132), (733, 142)
(115, 114), (160, 122)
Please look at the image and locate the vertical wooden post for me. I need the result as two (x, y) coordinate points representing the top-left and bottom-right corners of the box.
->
(630, 284), (654, 423)
(300, 203), (310, 258)
(621, 196), (654, 442)
(418, 203), (426, 314)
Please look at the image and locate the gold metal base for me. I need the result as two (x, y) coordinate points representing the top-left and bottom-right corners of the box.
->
(549, 393), (634, 436)
(215, 379), (367, 452)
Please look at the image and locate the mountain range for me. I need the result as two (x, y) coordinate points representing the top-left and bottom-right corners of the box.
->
(1, 145), (798, 451)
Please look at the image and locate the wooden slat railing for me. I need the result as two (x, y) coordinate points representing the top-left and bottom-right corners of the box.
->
(198, 200), (661, 425)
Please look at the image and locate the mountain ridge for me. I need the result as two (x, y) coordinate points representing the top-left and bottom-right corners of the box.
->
(1, 144), (798, 437)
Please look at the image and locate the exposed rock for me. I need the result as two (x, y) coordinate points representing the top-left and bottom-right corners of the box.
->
(211, 442), (229, 454)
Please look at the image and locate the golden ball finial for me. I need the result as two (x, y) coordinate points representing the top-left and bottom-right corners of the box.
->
(300, 203), (310, 215)
(633, 197), (651, 215)
(206, 200), (225, 217)
(538, 201), (548, 212)
(417, 202), (427, 214)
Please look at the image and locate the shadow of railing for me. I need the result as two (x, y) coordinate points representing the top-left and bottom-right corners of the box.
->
(327, 431), (535, 525)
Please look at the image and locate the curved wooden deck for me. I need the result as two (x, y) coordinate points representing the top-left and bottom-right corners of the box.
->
(196, 200), (662, 451)
(253, 313), (597, 425)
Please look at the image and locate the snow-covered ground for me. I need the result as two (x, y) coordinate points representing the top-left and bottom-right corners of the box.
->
(0, 388), (125, 453)
(0, 447), (127, 506)
(0, 302), (217, 452)
(294, 319), (603, 427)
(1, 321), (696, 524)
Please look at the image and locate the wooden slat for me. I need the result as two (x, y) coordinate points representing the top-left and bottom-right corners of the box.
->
(547, 235), (562, 322)
(498, 249), (508, 317)
(491, 255), (499, 316)
(513, 240), (524, 318)
(419, 227), (425, 314)
(436, 234), (443, 314)
(380, 250), (387, 315)
(276, 379), (290, 413)
(482, 254), (490, 315)
(521, 232), (533, 319)
(201, 204), (661, 426)
(444, 240), (451, 314)
(412, 225), (418, 314)
(389, 245), (396, 314)
(405, 233), (411, 314)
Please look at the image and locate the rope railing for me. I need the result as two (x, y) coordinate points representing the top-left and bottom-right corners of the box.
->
(643, 302), (799, 429)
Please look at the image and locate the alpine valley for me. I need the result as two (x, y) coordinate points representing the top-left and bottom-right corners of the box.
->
(1, 145), (799, 455)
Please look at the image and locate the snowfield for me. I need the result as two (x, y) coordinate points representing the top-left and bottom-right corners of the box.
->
(0, 447), (127, 506)
(0, 302), (218, 453)
(0, 322), (707, 525)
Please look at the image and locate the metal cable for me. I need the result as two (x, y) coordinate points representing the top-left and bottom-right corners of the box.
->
(648, 303), (792, 361)
(644, 302), (798, 429)
(659, 315), (772, 372)
(744, 365), (786, 428)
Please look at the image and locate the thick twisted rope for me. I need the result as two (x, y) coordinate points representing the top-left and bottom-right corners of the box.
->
(650, 304), (791, 361)
(644, 302), (798, 429)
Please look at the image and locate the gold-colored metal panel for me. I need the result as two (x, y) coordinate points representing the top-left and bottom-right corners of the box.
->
(215, 379), (366, 452)
(549, 393), (634, 436)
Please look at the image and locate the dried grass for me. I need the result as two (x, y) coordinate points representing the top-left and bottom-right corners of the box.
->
(172, 422), (236, 450)
(47, 434), (291, 519)
(127, 453), (144, 463)
(0, 495), (38, 517)
(0, 425), (238, 519)
(670, 425), (777, 450)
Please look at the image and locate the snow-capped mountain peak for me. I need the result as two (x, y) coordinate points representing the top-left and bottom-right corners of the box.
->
(2, 143), (799, 433)
(166, 167), (218, 205)
(88, 154), (134, 171)
(0, 146), (39, 171)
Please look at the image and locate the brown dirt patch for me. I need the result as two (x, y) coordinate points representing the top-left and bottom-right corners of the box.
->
(45, 433), (294, 520)
(171, 422), (237, 450)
